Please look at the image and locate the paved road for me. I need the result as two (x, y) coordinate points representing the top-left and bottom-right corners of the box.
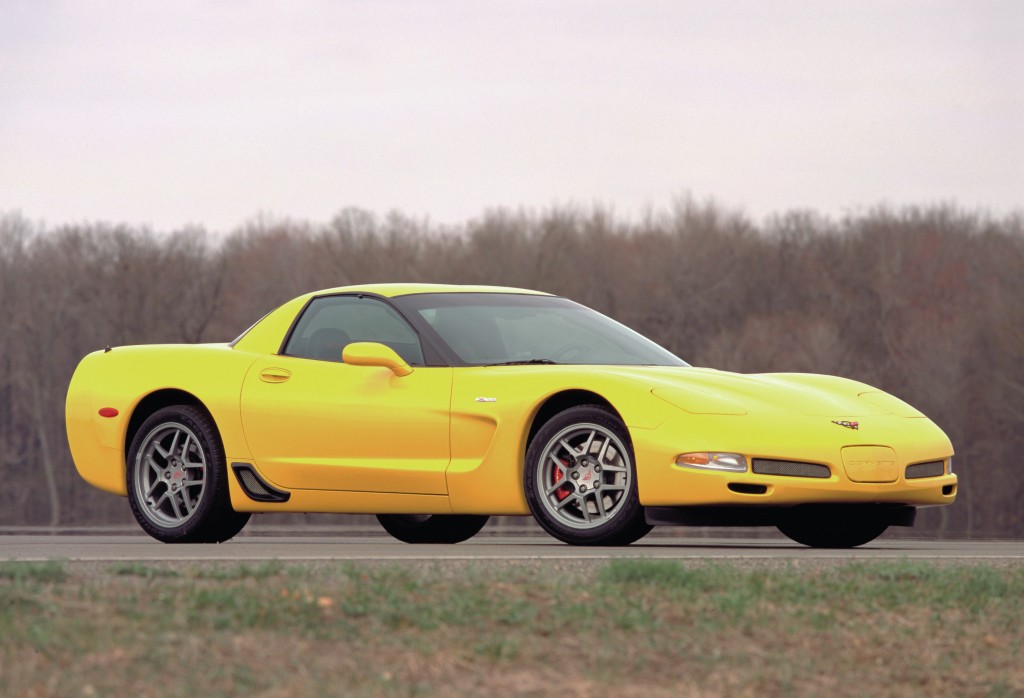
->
(2, 534), (1022, 562)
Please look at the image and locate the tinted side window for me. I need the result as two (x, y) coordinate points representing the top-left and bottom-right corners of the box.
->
(283, 296), (425, 365)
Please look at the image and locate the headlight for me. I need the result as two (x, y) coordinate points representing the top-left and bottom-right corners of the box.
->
(675, 452), (748, 473)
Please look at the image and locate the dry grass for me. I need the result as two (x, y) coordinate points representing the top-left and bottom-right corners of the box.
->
(1, 559), (1022, 697)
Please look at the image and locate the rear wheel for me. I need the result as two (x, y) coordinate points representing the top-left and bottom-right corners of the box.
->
(377, 514), (490, 544)
(126, 405), (250, 543)
(777, 515), (888, 548)
(525, 405), (652, 546)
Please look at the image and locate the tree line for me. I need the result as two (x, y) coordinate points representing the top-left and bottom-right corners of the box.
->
(1, 200), (1021, 536)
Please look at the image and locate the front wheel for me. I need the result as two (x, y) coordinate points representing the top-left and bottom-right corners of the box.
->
(377, 514), (490, 544)
(524, 405), (652, 546)
(777, 516), (888, 548)
(126, 405), (250, 543)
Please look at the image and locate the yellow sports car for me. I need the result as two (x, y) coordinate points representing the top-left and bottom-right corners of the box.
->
(66, 284), (957, 548)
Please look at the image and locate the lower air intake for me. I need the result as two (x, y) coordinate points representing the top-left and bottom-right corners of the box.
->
(751, 459), (831, 479)
(905, 460), (945, 479)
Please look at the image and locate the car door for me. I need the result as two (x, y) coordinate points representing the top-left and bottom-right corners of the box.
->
(239, 294), (452, 495)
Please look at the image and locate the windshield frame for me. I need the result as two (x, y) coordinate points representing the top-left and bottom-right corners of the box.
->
(392, 292), (689, 368)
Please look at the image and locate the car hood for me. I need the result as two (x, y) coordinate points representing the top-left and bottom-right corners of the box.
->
(590, 366), (918, 418)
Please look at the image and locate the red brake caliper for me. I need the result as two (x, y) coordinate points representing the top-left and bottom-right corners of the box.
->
(553, 459), (572, 501)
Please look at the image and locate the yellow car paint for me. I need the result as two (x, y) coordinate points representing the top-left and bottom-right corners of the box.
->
(67, 344), (259, 495)
(341, 342), (414, 376)
(239, 355), (452, 495)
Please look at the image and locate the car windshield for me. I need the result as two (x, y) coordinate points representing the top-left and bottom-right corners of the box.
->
(394, 293), (689, 367)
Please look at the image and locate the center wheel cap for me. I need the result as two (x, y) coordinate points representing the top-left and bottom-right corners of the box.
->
(574, 462), (597, 491)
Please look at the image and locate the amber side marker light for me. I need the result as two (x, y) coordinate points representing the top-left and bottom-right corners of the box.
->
(676, 452), (748, 473)
(98, 407), (119, 418)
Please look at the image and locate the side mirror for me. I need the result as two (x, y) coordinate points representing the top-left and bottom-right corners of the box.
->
(342, 342), (413, 377)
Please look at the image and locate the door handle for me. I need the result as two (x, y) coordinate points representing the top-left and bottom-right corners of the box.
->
(259, 368), (292, 384)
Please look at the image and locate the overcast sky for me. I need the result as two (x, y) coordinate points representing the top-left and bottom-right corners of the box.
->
(1, 1), (1021, 232)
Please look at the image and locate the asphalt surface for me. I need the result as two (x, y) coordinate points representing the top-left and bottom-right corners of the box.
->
(2, 534), (1022, 562)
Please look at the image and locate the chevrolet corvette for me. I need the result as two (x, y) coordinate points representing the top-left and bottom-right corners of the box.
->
(66, 284), (957, 547)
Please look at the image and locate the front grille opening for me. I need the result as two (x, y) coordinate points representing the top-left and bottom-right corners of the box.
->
(728, 483), (768, 495)
(751, 459), (830, 479)
(942, 484), (956, 496)
(905, 460), (945, 479)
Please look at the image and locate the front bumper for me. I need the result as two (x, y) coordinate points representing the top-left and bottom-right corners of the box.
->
(632, 412), (957, 509)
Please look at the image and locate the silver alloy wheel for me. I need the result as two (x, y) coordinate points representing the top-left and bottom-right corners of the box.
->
(535, 422), (632, 530)
(132, 421), (207, 528)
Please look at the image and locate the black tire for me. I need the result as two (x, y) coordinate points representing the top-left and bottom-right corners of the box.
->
(777, 514), (888, 549)
(524, 405), (652, 546)
(126, 405), (250, 543)
(376, 514), (490, 544)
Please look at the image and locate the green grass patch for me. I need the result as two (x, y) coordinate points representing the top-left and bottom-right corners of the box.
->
(1, 559), (1022, 697)
(599, 558), (719, 588)
(0, 560), (67, 583)
(190, 560), (286, 580)
(108, 562), (181, 578)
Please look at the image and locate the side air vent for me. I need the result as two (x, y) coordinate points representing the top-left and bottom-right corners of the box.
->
(231, 463), (291, 503)
(751, 459), (831, 479)
(905, 460), (945, 480)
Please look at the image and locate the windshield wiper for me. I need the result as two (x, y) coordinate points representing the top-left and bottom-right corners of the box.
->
(485, 359), (559, 366)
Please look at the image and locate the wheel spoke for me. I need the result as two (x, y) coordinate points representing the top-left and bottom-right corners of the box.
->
(594, 493), (607, 518)
(559, 438), (579, 456)
(181, 478), (203, 488)
(582, 430), (596, 454)
(577, 494), (592, 522)
(167, 429), (181, 459)
(597, 437), (610, 462)
(546, 481), (567, 496)
(146, 456), (164, 482)
(145, 479), (163, 498)
(179, 433), (191, 459)
(555, 495), (577, 511)
(168, 491), (183, 519)
(600, 464), (628, 472)
(152, 491), (170, 510)
(181, 491), (194, 515)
